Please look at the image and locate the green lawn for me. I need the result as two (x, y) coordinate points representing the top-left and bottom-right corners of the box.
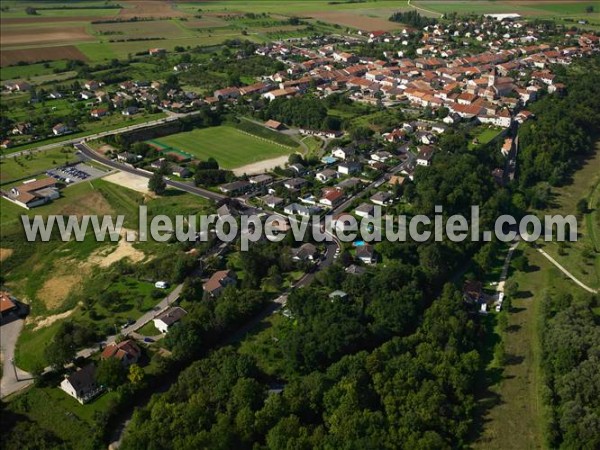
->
(0, 147), (78, 184)
(473, 247), (559, 449)
(150, 125), (296, 169)
(535, 142), (600, 290)
(6, 385), (119, 450)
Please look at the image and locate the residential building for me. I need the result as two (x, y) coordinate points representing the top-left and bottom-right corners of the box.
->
(60, 364), (101, 404)
(153, 307), (188, 333)
(203, 270), (237, 297)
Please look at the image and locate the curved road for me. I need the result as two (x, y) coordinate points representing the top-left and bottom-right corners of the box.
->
(75, 142), (226, 202)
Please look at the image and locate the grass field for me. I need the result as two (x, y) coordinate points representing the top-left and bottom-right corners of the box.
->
(150, 125), (297, 169)
(6, 385), (119, 449)
(473, 246), (562, 449)
(0, 147), (78, 183)
(535, 142), (600, 290)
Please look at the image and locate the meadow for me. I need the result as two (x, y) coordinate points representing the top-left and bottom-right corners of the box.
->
(149, 125), (297, 169)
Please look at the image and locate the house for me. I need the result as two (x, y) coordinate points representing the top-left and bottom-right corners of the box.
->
(219, 180), (251, 195)
(214, 87), (240, 100)
(250, 174), (273, 186)
(203, 270), (237, 297)
(153, 306), (188, 333)
(501, 138), (513, 157)
(149, 48), (166, 56)
(117, 151), (137, 163)
(122, 106), (139, 116)
(356, 244), (376, 264)
(90, 108), (108, 118)
(370, 191), (392, 206)
(320, 189), (344, 208)
(7, 178), (60, 209)
(338, 162), (362, 176)
(370, 151), (393, 163)
(289, 163), (305, 175)
(463, 280), (483, 303)
(355, 203), (375, 218)
(284, 178), (307, 190)
(60, 364), (101, 404)
(172, 165), (191, 178)
(329, 290), (348, 301)
(264, 119), (284, 130)
(283, 203), (316, 217)
(416, 146), (435, 166)
(345, 264), (367, 276)
(261, 194), (284, 208)
(332, 147), (355, 160)
(101, 340), (141, 367)
(0, 292), (17, 318)
(52, 123), (69, 136)
(292, 243), (318, 261)
(84, 80), (100, 91)
(12, 122), (31, 135)
(5, 81), (31, 92)
(316, 169), (338, 183)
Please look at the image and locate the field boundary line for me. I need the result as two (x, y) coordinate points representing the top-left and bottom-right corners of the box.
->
(234, 129), (295, 150)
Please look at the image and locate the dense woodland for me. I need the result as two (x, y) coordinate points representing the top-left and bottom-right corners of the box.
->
(540, 292), (600, 449)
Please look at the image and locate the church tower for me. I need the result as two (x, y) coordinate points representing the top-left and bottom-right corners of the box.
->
(488, 67), (496, 87)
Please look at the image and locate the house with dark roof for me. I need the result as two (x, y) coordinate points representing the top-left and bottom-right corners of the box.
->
(356, 244), (376, 264)
(60, 364), (102, 404)
(153, 307), (188, 333)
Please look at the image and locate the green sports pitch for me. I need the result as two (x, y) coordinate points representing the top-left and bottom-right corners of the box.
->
(148, 125), (298, 169)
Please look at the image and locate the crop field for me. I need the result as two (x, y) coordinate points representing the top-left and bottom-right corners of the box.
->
(149, 125), (297, 169)
(413, 1), (600, 19)
(1, 45), (89, 67)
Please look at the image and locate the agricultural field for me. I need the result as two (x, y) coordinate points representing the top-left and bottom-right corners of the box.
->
(413, 1), (600, 20)
(149, 125), (298, 169)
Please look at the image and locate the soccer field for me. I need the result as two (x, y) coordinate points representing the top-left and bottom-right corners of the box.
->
(150, 126), (297, 169)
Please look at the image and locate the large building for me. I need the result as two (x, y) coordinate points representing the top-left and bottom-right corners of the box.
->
(4, 178), (60, 209)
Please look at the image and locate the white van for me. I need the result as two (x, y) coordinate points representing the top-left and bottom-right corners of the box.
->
(155, 281), (168, 289)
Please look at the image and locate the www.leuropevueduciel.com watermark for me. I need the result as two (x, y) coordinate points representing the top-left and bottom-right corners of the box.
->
(20, 205), (577, 250)
(21, 205), (577, 251)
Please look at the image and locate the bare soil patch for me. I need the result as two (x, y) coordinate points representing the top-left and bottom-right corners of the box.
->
(104, 171), (152, 195)
(233, 155), (289, 176)
(1, 45), (88, 67)
(33, 309), (74, 331)
(119, 0), (187, 19)
(88, 229), (145, 268)
(0, 248), (14, 262)
(37, 270), (87, 311)
(1, 27), (93, 47)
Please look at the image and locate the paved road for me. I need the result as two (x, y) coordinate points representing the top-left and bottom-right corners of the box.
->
(2, 110), (201, 159)
(0, 318), (33, 398)
(75, 142), (226, 202)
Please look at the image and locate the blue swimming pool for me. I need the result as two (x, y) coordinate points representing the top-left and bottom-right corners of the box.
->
(353, 240), (366, 247)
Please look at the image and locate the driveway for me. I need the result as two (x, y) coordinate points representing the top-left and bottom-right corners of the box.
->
(1, 317), (34, 398)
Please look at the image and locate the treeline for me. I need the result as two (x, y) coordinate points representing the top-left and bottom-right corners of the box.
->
(262, 96), (328, 129)
(389, 10), (438, 28)
(540, 292), (600, 448)
(518, 57), (600, 189)
(120, 285), (480, 449)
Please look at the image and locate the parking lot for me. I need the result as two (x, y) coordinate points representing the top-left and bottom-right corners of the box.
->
(47, 163), (109, 185)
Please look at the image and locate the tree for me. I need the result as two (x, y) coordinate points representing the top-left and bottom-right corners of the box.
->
(128, 364), (145, 385)
(576, 198), (588, 215)
(96, 358), (126, 390)
(148, 171), (166, 195)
